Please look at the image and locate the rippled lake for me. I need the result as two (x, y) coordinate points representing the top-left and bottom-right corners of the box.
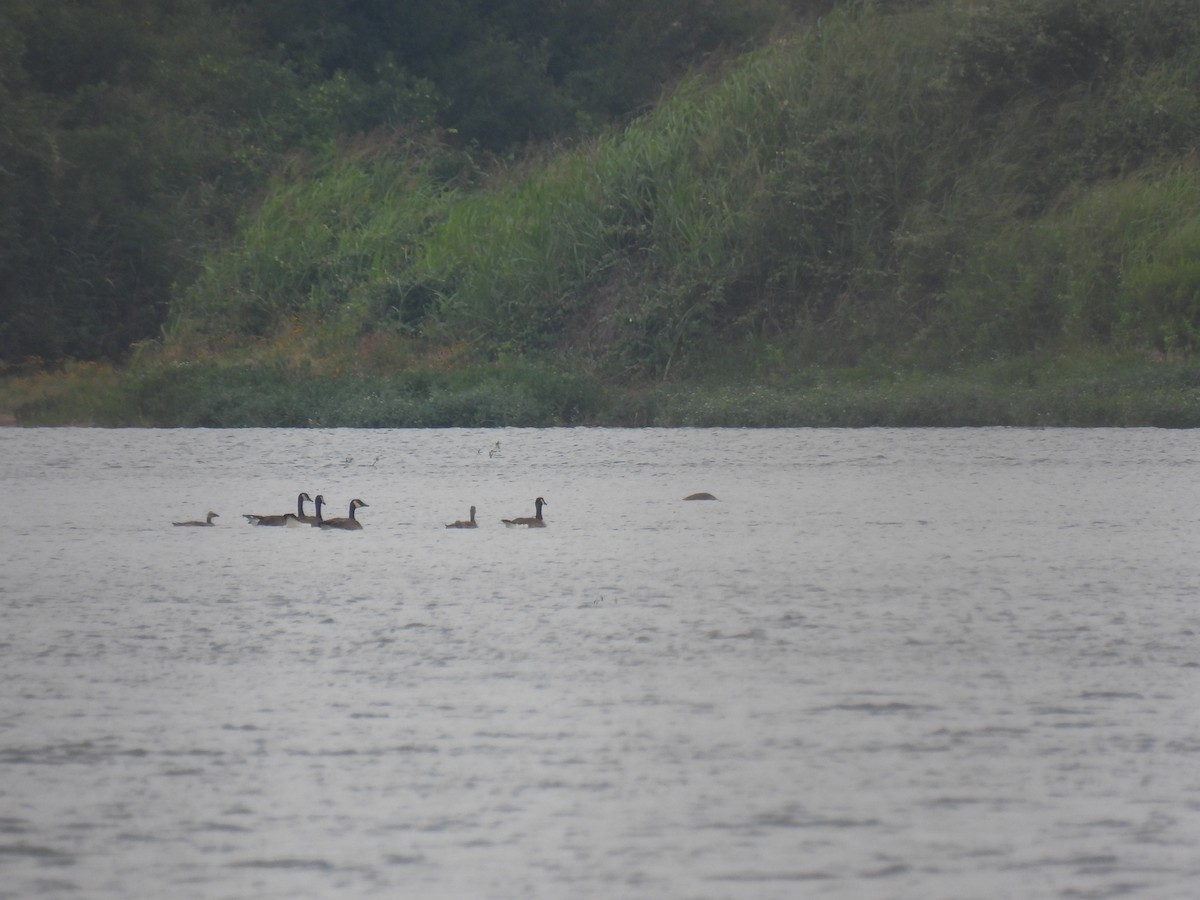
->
(3, 426), (1200, 899)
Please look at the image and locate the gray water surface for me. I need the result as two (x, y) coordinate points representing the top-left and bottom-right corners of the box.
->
(2, 427), (1199, 899)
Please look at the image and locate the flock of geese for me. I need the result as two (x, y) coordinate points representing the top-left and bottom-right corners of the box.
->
(173, 491), (716, 531)
(172, 493), (550, 530)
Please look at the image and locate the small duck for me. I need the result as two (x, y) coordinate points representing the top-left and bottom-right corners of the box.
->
(318, 498), (369, 530)
(173, 511), (219, 526)
(683, 492), (718, 501)
(244, 492), (312, 526)
(502, 497), (546, 528)
(446, 506), (478, 528)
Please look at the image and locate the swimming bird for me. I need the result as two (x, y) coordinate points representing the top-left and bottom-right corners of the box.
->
(446, 506), (478, 529)
(683, 492), (718, 501)
(243, 492), (312, 526)
(297, 493), (324, 525)
(318, 498), (369, 530)
(173, 511), (219, 526)
(502, 497), (546, 527)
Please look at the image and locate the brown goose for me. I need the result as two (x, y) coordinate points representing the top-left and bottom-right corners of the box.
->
(318, 498), (369, 530)
(502, 497), (546, 528)
(683, 492), (718, 501)
(296, 493), (324, 525)
(173, 511), (219, 526)
(446, 506), (478, 529)
(244, 492), (312, 526)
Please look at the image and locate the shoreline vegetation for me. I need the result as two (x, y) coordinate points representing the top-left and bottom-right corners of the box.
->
(4, 352), (1199, 427)
(4, 1), (1199, 427)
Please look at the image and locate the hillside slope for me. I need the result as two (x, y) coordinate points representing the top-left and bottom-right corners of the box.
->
(7, 0), (1200, 427)
(167, 0), (1200, 382)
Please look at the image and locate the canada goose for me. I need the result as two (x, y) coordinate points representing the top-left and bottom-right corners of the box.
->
(173, 511), (219, 526)
(318, 498), (369, 530)
(683, 492), (718, 501)
(297, 493), (324, 525)
(446, 506), (478, 528)
(244, 492), (312, 526)
(502, 497), (546, 527)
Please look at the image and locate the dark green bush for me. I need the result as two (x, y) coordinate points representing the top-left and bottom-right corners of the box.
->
(948, 0), (1119, 111)
(111, 360), (605, 427)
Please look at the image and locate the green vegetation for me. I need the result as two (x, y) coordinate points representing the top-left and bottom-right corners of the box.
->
(1, 0), (800, 367)
(3, 0), (1200, 426)
(8, 353), (1200, 427)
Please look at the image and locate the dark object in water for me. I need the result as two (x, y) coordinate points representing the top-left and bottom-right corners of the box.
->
(503, 497), (546, 527)
(173, 511), (219, 526)
(447, 506), (478, 528)
(318, 498), (369, 530)
(244, 492), (312, 526)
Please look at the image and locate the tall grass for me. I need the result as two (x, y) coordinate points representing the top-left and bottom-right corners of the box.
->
(163, 0), (1200, 384)
(169, 135), (461, 344)
(6, 359), (607, 427)
(931, 168), (1200, 359)
(10, 352), (1200, 427)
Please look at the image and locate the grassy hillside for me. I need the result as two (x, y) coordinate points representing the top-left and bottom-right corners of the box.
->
(7, 0), (1200, 426)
